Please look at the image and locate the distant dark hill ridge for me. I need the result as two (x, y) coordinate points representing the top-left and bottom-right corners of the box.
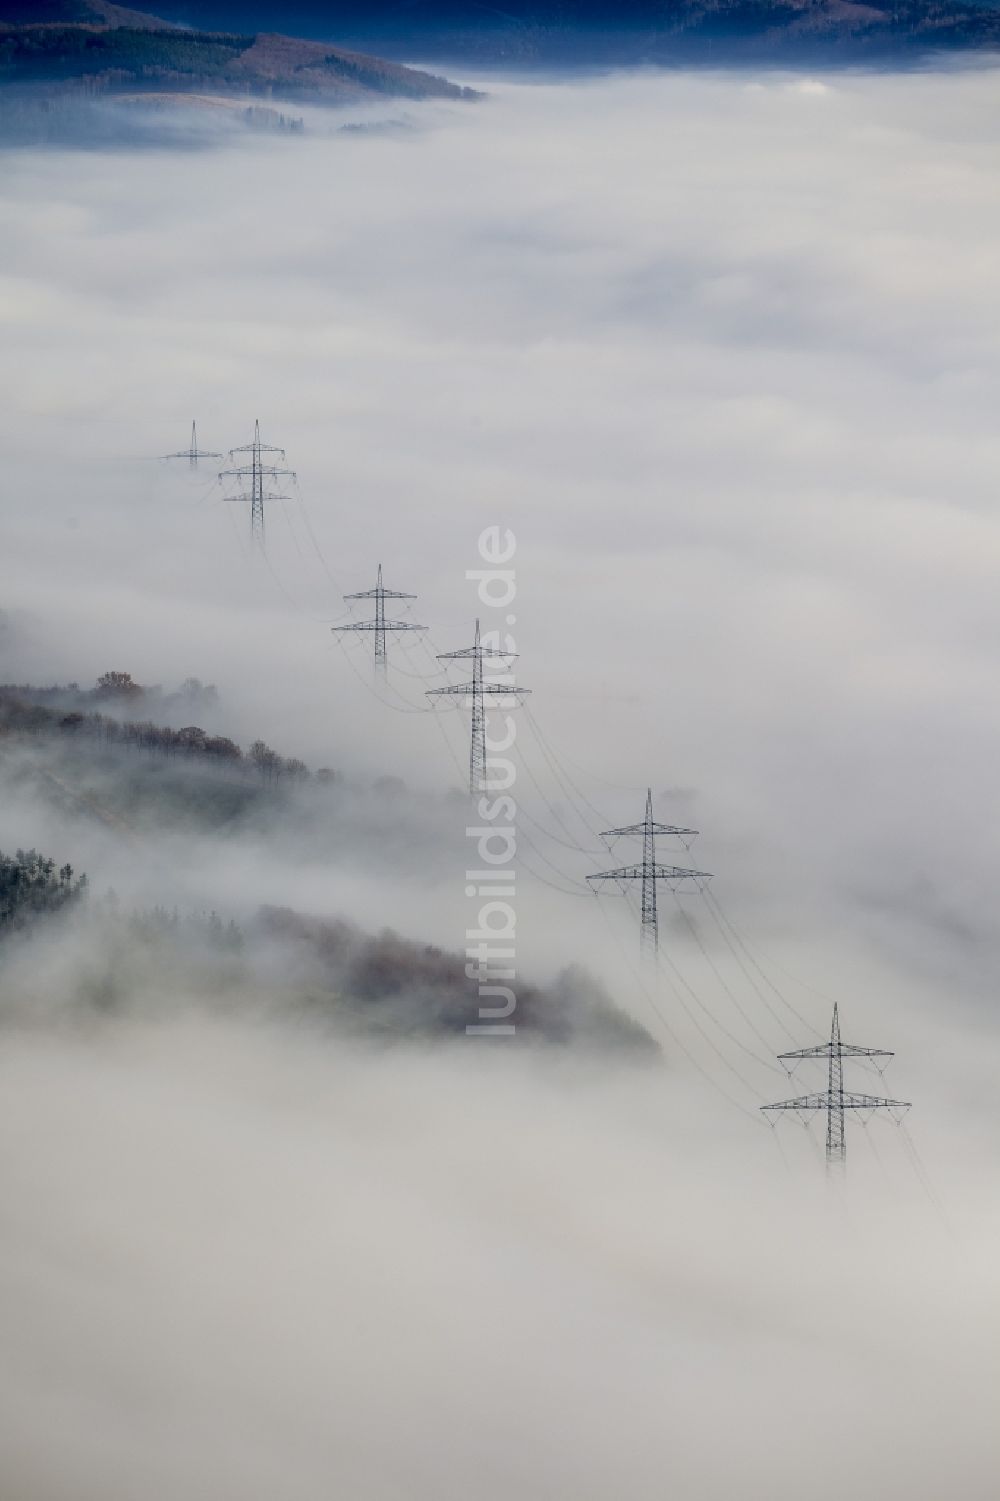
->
(0, 7), (476, 103)
(82, 0), (1000, 62)
(0, 0), (167, 24)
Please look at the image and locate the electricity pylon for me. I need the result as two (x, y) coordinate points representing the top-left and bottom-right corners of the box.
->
(162, 421), (221, 467)
(762, 1002), (910, 1169)
(331, 564), (426, 669)
(427, 618), (529, 793)
(587, 788), (710, 958)
(219, 420), (295, 543)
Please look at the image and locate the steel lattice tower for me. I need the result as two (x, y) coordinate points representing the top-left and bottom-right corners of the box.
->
(219, 420), (295, 543)
(163, 421), (221, 468)
(427, 619), (529, 793)
(762, 1002), (910, 1169)
(332, 564), (426, 669)
(588, 788), (710, 957)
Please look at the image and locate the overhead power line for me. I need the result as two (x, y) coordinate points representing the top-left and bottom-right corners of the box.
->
(427, 618), (530, 794)
(588, 788), (711, 959)
(762, 1002), (910, 1170)
(332, 564), (426, 672)
(219, 419), (295, 545)
(162, 420), (221, 467)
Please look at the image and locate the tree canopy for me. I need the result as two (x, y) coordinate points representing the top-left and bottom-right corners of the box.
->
(0, 848), (87, 932)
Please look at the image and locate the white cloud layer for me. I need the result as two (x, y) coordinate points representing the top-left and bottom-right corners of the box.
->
(0, 64), (999, 1498)
(2, 69), (1000, 992)
(0, 1018), (997, 1501)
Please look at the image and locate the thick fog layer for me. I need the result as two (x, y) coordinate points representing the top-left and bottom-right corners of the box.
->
(0, 1017), (996, 1501)
(0, 65), (998, 1499)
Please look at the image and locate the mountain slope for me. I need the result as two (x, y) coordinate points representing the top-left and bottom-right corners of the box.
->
(0, 678), (654, 1054)
(0, 9), (476, 102)
(90, 0), (1000, 62)
(0, 0), (168, 24)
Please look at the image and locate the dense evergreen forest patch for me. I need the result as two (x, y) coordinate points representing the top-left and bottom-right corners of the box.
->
(0, 847), (86, 931)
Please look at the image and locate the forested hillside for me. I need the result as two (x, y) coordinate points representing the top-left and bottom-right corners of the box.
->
(0, 14), (475, 101)
(0, 672), (653, 1053)
(61, 0), (1000, 63)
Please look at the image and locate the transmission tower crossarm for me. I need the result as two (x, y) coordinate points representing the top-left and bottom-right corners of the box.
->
(219, 464), (293, 481)
(346, 591), (417, 601)
(222, 492), (290, 501)
(842, 1091), (910, 1110)
(602, 820), (699, 840)
(427, 681), (530, 697)
(588, 862), (711, 883)
(345, 587), (417, 600)
(761, 1092), (833, 1113)
(162, 420), (222, 460)
(436, 645), (516, 660)
(762, 1091), (910, 1113)
(228, 420), (285, 460)
(334, 619), (426, 632)
(778, 1042), (894, 1061)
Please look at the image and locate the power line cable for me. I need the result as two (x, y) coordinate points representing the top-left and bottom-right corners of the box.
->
(703, 887), (821, 1041)
(693, 891), (802, 1047)
(523, 704), (612, 840)
(623, 890), (779, 1083)
(591, 891), (762, 1121)
(670, 893), (789, 1067)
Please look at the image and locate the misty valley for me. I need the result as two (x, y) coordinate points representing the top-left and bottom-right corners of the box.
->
(1, 2), (999, 1498)
(0, 669), (653, 1050)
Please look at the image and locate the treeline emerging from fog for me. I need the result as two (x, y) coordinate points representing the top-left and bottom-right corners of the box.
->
(0, 846), (86, 931)
(4, 893), (658, 1053)
(0, 668), (659, 1051)
(0, 25), (252, 86)
(0, 674), (326, 784)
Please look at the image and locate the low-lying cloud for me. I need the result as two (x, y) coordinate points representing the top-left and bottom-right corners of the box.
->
(0, 60), (999, 1499)
(0, 1015), (996, 1501)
